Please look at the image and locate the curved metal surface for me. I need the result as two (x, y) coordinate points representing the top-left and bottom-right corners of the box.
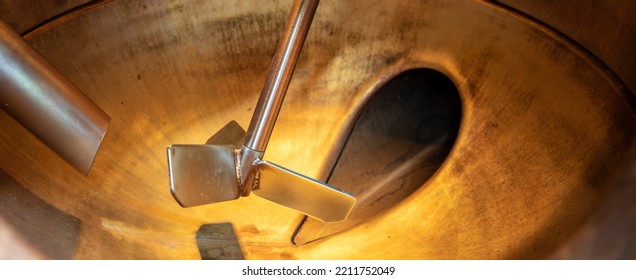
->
(0, 0), (634, 259)
(497, 0), (636, 99)
(244, 0), (319, 152)
(0, 0), (91, 34)
(0, 19), (109, 175)
(294, 68), (462, 244)
(240, 0), (318, 192)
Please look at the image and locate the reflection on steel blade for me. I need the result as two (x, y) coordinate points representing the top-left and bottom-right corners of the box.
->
(253, 160), (356, 222)
(167, 144), (240, 207)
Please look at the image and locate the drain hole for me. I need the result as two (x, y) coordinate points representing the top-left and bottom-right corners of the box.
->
(294, 68), (461, 245)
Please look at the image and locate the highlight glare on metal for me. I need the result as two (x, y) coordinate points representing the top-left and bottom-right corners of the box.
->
(244, 0), (319, 153)
(0, 19), (109, 175)
(167, 144), (240, 207)
(254, 160), (356, 222)
(166, 0), (356, 222)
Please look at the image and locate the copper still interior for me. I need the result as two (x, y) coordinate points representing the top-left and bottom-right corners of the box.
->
(1, 0), (635, 259)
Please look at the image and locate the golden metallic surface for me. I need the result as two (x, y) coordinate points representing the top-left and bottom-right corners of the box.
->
(497, 0), (636, 97)
(0, 0), (90, 34)
(0, 0), (634, 259)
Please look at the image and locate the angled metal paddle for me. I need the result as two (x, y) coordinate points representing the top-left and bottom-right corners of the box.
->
(167, 0), (355, 222)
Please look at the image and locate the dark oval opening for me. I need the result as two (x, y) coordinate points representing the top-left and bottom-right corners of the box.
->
(294, 68), (462, 245)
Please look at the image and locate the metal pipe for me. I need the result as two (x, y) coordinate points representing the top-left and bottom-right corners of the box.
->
(243, 0), (319, 152)
(0, 20), (110, 175)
